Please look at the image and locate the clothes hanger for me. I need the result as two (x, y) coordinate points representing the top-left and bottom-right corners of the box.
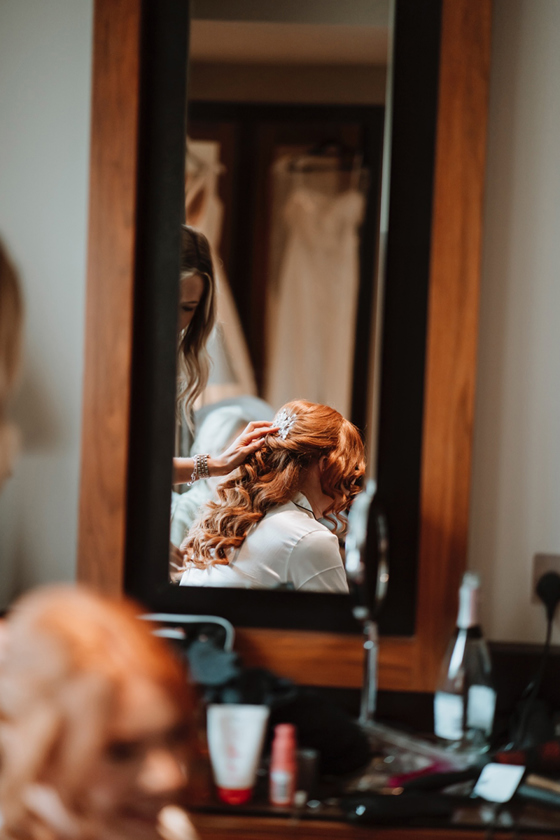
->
(185, 137), (209, 179)
(288, 140), (359, 173)
(287, 142), (369, 196)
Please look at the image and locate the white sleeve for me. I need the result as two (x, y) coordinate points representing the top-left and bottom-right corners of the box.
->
(288, 530), (349, 594)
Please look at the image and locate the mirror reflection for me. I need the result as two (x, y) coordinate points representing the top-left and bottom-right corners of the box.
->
(169, 1), (390, 590)
(180, 400), (365, 591)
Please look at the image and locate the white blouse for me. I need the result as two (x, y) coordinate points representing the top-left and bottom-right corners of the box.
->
(179, 493), (349, 594)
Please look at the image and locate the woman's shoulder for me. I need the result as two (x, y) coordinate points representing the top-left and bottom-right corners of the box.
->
(293, 524), (340, 552)
(249, 505), (340, 563)
(239, 501), (327, 557)
(287, 523), (347, 593)
(180, 561), (251, 588)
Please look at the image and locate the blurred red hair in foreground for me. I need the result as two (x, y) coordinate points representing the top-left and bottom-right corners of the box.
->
(0, 585), (195, 840)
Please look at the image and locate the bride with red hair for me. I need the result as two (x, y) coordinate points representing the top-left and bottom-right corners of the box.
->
(179, 400), (365, 592)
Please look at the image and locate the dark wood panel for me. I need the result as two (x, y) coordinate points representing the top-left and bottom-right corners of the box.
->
(77, 0), (141, 595)
(235, 629), (415, 691)
(413, 0), (492, 689)
(374, 0), (442, 637)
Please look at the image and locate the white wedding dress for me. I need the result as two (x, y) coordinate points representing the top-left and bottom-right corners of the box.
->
(265, 172), (365, 418)
(185, 139), (256, 403)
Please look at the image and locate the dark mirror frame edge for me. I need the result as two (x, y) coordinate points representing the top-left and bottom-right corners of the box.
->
(121, 0), (444, 636)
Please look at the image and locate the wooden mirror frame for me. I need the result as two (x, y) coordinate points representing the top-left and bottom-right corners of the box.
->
(78, 0), (491, 693)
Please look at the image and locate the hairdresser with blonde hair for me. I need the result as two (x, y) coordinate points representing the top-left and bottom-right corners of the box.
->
(173, 225), (273, 488)
(179, 400), (365, 592)
(0, 240), (23, 489)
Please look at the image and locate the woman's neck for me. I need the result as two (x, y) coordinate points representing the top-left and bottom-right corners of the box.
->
(298, 463), (331, 519)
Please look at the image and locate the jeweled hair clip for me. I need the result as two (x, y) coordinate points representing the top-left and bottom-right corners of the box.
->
(276, 408), (297, 440)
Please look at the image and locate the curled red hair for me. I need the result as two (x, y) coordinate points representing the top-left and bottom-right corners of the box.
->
(0, 585), (192, 838)
(182, 400), (365, 568)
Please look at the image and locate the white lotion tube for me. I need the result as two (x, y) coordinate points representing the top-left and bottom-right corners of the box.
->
(207, 704), (269, 805)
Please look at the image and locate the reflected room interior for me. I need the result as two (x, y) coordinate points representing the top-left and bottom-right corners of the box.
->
(116, 0), (452, 643)
(170, 3), (390, 590)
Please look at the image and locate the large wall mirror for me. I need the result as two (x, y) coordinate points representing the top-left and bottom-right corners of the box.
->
(78, 0), (491, 692)
(167, 0), (390, 629)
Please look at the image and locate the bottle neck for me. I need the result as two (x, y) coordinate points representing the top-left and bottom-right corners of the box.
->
(457, 582), (479, 629)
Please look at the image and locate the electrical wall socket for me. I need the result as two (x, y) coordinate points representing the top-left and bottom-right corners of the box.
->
(532, 553), (560, 604)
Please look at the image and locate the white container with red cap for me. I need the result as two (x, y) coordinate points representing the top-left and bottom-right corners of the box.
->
(207, 704), (269, 805)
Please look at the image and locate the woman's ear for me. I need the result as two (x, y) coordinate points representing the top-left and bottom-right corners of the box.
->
(318, 455), (329, 473)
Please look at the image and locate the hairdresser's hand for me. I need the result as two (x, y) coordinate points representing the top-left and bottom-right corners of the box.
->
(212, 420), (277, 476)
(169, 543), (185, 582)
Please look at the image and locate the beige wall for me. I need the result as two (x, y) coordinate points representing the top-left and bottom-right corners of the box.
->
(468, 0), (560, 643)
(0, 0), (93, 606)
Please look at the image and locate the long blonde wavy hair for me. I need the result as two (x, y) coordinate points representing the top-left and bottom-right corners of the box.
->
(176, 225), (216, 425)
(182, 400), (365, 569)
(0, 585), (192, 840)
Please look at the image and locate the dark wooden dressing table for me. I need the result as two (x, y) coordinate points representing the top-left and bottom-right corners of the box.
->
(187, 812), (560, 840)
(181, 752), (560, 839)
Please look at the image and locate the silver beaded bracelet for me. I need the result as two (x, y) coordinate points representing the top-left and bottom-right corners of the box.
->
(198, 453), (210, 479)
(186, 453), (211, 486)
